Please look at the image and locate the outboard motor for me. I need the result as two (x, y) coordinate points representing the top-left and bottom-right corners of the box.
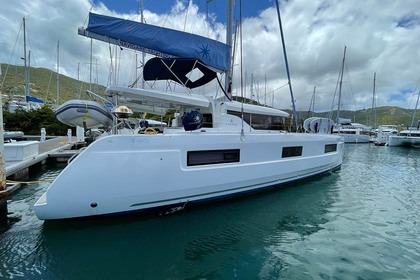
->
(139, 120), (149, 129)
(182, 110), (203, 131)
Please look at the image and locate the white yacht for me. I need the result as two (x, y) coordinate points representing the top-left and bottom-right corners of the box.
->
(388, 122), (420, 147)
(35, 85), (344, 220)
(374, 125), (398, 146)
(333, 120), (371, 143)
(388, 91), (420, 147)
(34, 4), (344, 220)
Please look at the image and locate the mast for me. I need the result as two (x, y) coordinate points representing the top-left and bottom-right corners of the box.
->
(264, 74), (267, 105)
(409, 90), (420, 130)
(90, 39), (93, 91)
(337, 46), (347, 123)
(56, 40), (60, 107)
(275, 0), (298, 130)
(307, 86), (316, 118)
(23, 17), (30, 98)
(225, 0), (234, 100)
(140, 0), (145, 89)
(371, 72), (376, 128)
(27, 51), (31, 98)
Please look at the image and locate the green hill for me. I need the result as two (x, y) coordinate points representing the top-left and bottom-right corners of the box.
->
(1, 64), (418, 131)
(0, 64), (105, 106)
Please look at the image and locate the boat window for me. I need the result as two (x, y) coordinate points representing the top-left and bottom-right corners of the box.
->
(324, 144), (337, 153)
(227, 110), (285, 130)
(187, 149), (240, 166)
(282, 146), (302, 158)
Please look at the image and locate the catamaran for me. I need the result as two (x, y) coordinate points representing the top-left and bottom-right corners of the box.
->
(34, 2), (344, 220)
(388, 90), (420, 147)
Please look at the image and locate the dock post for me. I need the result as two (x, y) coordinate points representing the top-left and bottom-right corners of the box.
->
(76, 126), (84, 142)
(67, 129), (72, 143)
(41, 128), (46, 142)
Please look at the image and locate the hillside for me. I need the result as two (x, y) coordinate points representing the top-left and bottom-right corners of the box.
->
(0, 64), (105, 106)
(1, 64), (418, 130)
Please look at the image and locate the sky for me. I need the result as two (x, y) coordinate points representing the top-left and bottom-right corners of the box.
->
(1, 0), (420, 114)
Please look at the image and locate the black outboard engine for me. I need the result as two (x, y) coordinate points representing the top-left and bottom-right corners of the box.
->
(139, 120), (149, 129)
(182, 110), (203, 131)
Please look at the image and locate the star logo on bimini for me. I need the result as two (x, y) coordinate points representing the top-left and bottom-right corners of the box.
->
(198, 44), (210, 59)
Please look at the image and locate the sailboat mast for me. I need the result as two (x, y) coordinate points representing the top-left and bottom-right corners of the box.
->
(140, 0), (145, 89)
(23, 17), (29, 97)
(275, 0), (298, 130)
(264, 74), (267, 105)
(409, 90), (420, 129)
(371, 72), (376, 128)
(28, 51), (31, 98)
(225, 0), (234, 99)
(56, 40), (60, 107)
(307, 86), (316, 118)
(90, 39), (93, 91)
(337, 46), (347, 123)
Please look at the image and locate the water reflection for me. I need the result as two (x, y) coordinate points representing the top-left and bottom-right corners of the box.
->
(37, 171), (339, 279)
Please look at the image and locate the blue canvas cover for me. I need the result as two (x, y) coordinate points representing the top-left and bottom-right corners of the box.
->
(143, 58), (217, 89)
(26, 95), (44, 103)
(81, 13), (230, 72)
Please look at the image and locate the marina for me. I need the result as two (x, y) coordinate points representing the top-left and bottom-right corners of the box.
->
(1, 144), (419, 279)
(1, 0), (420, 278)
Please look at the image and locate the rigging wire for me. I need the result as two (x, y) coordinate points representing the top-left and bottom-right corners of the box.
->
(45, 44), (59, 101)
(239, 0), (245, 134)
(0, 24), (22, 89)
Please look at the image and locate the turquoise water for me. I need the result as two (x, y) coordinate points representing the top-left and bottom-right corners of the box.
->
(1, 144), (419, 279)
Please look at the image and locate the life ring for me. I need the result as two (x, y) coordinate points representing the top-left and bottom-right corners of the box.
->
(144, 127), (158, 134)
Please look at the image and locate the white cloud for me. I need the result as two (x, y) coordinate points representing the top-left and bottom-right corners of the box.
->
(1, 0), (420, 113)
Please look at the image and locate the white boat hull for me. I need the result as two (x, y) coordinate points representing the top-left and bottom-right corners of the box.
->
(388, 135), (420, 147)
(374, 125), (398, 145)
(336, 133), (370, 143)
(34, 131), (344, 220)
(55, 99), (113, 129)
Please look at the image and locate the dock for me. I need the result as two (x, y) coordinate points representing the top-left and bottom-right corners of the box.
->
(1, 136), (80, 198)
(4, 136), (78, 178)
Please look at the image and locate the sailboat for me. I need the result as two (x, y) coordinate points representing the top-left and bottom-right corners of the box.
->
(7, 17), (44, 113)
(332, 46), (371, 143)
(34, 1), (344, 220)
(388, 90), (420, 147)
